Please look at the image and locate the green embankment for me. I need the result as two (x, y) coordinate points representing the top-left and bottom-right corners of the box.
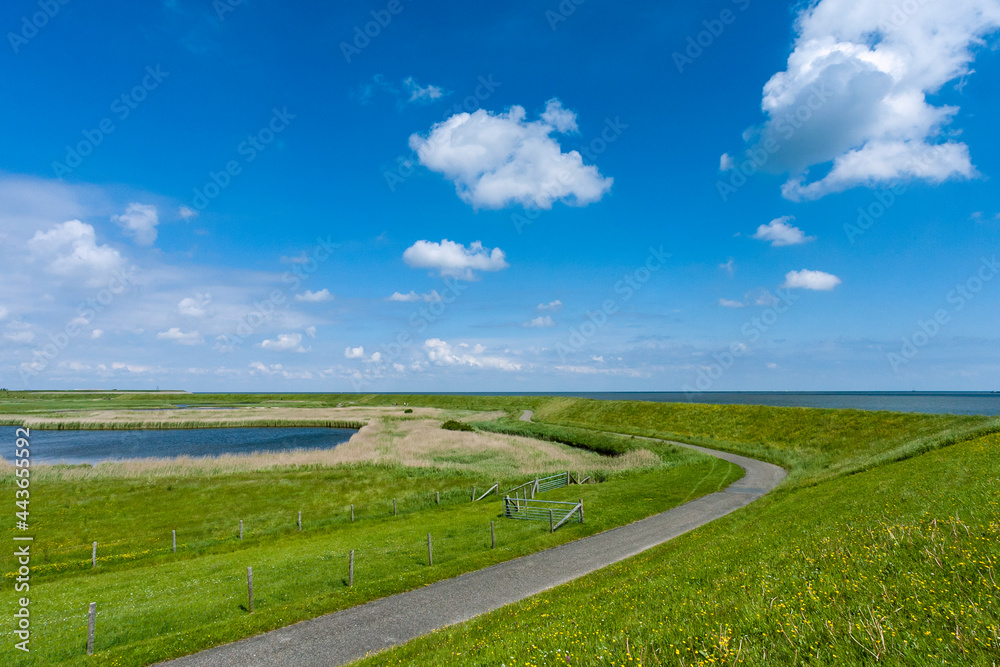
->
(360, 430), (1000, 667)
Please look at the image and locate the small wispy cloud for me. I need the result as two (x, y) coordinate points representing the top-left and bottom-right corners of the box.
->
(295, 288), (334, 302)
(388, 290), (442, 302)
(524, 315), (555, 328)
(752, 216), (815, 247)
(357, 75), (449, 107)
(537, 300), (563, 312)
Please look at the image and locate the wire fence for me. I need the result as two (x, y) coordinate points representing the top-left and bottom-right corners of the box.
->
(20, 514), (573, 658)
(1, 484), (507, 578)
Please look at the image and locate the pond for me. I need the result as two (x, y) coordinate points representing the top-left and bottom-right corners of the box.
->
(0, 426), (357, 465)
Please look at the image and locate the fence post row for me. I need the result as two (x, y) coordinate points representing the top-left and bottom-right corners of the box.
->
(349, 550), (354, 587)
(247, 567), (254, 613)
(86, 602), (96, 655)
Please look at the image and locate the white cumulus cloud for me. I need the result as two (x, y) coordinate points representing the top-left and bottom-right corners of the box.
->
(388, 290), (442, 302)
(752, 216), (815, 246)
(537, 299), (563, 312)
(155, 327), (204, 345)
(344, 346), (365, 359)
(260, 333), (308, 352)
(27, 220), (126, 287)
(718, 298), (745, 308)
(743, 0), (1000, 200)
(782, 269), (842, 290)
(423, 338), (521, 371)
(294, 288), (334, 302)
(112, 203), (160, 246)
(178, 293), (212, 317)
(402, 239), (509, 280)
(409, 98), (613, 209)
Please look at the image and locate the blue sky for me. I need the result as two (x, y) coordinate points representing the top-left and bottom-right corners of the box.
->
(1, 0), (998, 392)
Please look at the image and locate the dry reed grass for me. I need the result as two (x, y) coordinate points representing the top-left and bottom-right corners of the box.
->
(1, 413), (657, 481)
(326, 417), (661, 477)
(4, 405), (499, 428)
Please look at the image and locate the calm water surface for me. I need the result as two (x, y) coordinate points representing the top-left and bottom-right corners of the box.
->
(1, 426), (357, 465)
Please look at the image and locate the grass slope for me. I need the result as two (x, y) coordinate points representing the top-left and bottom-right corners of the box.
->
(532, 396), (999, 485)
(356, 431), (1000, 666)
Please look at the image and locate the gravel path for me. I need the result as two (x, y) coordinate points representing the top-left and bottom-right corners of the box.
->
(159, 430), (785, 667)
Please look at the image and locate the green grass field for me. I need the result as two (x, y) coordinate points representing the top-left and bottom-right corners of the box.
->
(0, 392), (740, 666)
(1, 391), (998, 666)
(359, 430), (1000, 666)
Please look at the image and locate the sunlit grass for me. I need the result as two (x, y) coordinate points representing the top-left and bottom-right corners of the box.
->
(359, 431), (1000, 666)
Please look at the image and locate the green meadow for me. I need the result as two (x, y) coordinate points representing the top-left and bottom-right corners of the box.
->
(1, 391), (998, 666)
(0, 392), (737, 666)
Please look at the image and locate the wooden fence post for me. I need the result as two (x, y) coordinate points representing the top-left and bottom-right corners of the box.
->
(472, 486), (476, 501)
(435, 491), (440, 505)
(86, 602), (96, 655)
(580, 499), (584, 523)
(297, 511), (302, 531)
(491, 521), (495, 549)
(92, 542), (97, 568)
(427, 533), (433, 566)
(349, 550), (354, 587)
(239, 520), (243, 541)
(351, 504), (354, 522)
(172, 530), (176, 553)
(549, 509), (554, 533)
(247, 567), (254, 613)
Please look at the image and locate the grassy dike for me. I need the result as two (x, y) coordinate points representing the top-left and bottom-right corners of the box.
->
(358, 432), (1000, 667)
(0, 393), (740, 666)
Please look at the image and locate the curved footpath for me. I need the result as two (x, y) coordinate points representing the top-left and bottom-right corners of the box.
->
(161, 412), (786, 667)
